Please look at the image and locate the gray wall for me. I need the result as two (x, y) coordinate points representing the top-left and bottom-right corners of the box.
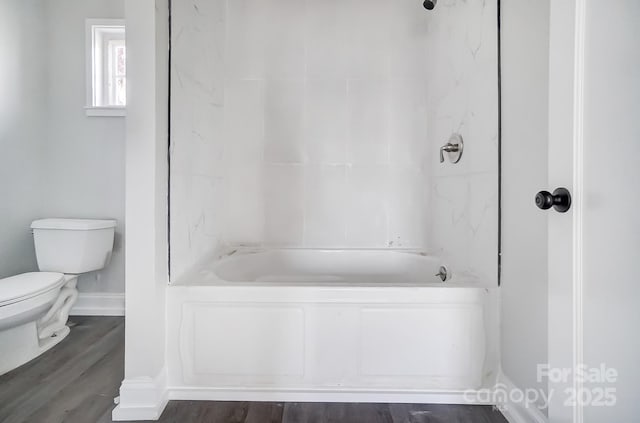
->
(500, 0), (550, 411)
(0, 0), (125, 295)
(42, 0), (125, 294)
(581, 1), (640, 419)
(0, 0), (47, 278)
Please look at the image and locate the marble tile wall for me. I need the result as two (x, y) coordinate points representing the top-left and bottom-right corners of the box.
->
(219, 0), (432, 251)
(170, 0), (499, 283)
(170, 0), (227, 280)
(424, 0), (500, 283)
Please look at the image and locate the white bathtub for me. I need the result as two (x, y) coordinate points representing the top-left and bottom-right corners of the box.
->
(166, 248), (498, 403)
(180, 248), (478, 286)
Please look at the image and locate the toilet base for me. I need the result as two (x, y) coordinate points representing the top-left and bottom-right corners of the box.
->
(38, 275), (78, 339)
(0, 320), (70, 376)
(0, 274), (79, 376)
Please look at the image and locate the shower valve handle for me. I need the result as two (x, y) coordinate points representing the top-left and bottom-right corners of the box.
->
(439, 134), (464, 164)
(439, 143), (459, 163)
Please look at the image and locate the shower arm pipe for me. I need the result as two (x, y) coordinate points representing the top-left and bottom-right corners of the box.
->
(423, 0), (437, 10)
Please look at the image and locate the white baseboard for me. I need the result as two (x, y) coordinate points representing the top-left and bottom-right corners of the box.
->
(70, 292), (125, 316)
(497, 373), (548, 423)
(167, 387), (496, 405)
(112, 370), (168, 421)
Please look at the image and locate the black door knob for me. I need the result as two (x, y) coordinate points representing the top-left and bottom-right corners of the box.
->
(535, 188), (571, 213)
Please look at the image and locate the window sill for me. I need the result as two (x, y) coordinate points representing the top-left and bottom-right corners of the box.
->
(85, 106), (126, 117)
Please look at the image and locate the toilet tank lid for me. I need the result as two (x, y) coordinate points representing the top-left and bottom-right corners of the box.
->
(31, 218), (117, 230)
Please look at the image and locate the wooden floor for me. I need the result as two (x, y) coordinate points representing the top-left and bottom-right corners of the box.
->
(0, 316), (507, 423)
(0, 316), (125, 423)
(124, 402), (509, 423)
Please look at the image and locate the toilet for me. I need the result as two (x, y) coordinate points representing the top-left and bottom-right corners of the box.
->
(0, 218), (116, 375)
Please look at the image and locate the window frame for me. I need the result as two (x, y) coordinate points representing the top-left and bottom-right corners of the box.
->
(85, 19), (126, 117)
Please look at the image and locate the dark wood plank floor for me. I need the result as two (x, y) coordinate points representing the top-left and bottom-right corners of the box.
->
(0, 316), (507, 423)
(108, 402), (508, 423)
(0, 316), (125, 423)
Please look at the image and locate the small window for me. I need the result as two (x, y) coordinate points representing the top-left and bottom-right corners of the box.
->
(86, 19), (126, 116)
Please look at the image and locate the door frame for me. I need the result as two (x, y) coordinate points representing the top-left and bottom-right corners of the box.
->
(547, 0), (585, 421)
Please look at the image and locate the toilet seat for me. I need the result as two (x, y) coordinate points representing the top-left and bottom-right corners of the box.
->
(0, 272), (65, 307)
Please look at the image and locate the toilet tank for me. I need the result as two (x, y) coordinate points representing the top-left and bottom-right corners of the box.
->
(31, 219), (117, 274)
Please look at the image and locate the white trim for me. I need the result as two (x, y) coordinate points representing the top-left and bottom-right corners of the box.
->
(111, 383), (506, 421)
(571, 1), (586, 423)
(166, 387), (496, 405)
(85, 106), (126, 117)
(112, 369), (169, 421)
(70, 292), (125, 316)
(497, 373), (548, 423)
(85, 18), (126, 111)
(547, 1), (587, 420)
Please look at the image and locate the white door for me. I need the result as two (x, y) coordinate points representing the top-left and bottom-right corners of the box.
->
(547, 1), (640, 421)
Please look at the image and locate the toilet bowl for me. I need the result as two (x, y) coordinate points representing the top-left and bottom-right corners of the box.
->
(0, 272), (67, 331)
(0, 218), (116, 376)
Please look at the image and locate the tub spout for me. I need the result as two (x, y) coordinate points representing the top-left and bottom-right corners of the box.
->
(435, 266), (449, 282)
